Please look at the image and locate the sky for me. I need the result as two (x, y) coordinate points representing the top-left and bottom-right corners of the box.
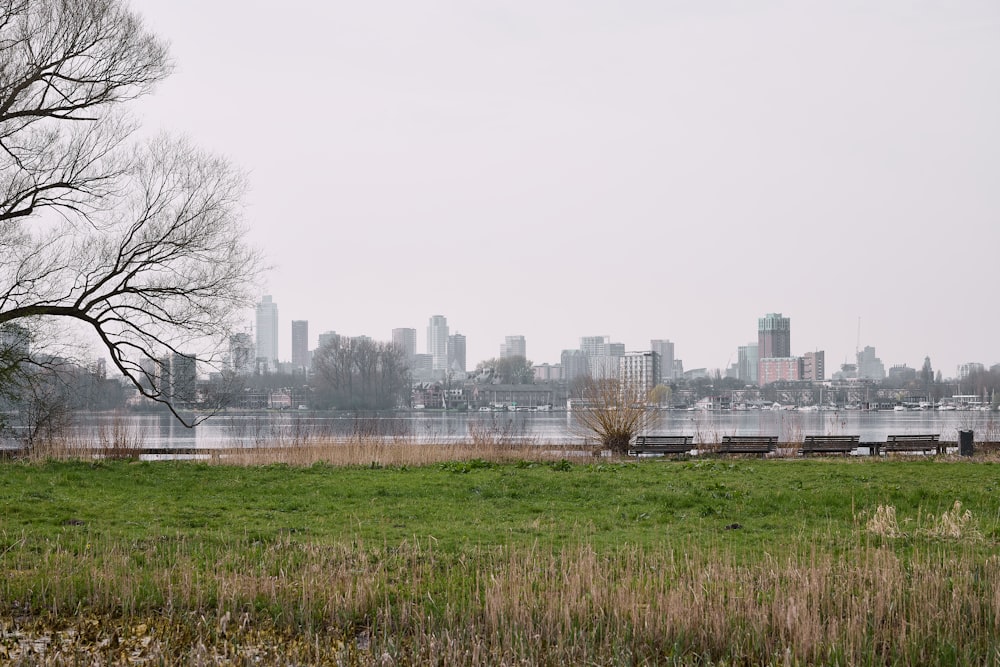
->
(128, 0), (1000, 378)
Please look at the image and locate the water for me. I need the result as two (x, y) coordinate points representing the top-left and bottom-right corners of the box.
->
(67, 409), (1000, 450)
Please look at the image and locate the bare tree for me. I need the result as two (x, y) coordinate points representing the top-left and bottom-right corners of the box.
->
(0, 0), (262, 423)
(572, 375), (660, 454)
(312, 336), (410, 411)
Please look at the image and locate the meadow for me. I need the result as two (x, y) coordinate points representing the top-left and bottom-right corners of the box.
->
(2, 449), (999, 665)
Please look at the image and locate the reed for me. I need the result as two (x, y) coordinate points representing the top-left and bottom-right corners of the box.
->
(4, 458), (1000, 664)
(2, 532), (998, 665)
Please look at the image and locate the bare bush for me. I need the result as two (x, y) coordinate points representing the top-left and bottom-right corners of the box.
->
(571, 375), (659, 454)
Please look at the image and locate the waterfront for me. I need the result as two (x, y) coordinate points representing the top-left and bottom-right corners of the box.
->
(61, 408), (1000, 450)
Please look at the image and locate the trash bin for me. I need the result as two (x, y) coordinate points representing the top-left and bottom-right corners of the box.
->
(958, 430), (974, 457)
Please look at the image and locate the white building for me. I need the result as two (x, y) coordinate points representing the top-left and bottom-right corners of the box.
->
(255, 295), (279, 372)
(427, 315), (449, 373)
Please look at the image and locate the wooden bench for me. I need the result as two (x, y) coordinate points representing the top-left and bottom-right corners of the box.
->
(717, 435), (777, 457)
(629, 435), (694, 456)
(877, 434), (942, 456)
(800, 435), (860, 456)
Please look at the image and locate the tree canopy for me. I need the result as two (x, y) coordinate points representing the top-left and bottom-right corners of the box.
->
(0, 0), (262, 422)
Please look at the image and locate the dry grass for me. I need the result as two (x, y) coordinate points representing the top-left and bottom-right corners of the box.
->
(3, 535), (999, 665)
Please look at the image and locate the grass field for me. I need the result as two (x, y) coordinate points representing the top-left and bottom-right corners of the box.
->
(2, 455), (1000, 664)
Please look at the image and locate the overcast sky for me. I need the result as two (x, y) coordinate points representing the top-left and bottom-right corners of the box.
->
(129, 1), (999, 378)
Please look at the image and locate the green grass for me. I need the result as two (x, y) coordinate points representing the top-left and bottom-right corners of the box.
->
(2, 458), (1000, 664)
(4, 458), (998, 551)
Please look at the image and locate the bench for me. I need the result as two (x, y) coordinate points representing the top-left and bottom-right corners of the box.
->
(629, 435), (694, 457)
(717, 435), (777, 457)
(878, 434), (941, 456)
(800, 435), (860, 456)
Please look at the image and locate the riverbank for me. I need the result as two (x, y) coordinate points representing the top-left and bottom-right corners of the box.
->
(2, 457), (999, 664)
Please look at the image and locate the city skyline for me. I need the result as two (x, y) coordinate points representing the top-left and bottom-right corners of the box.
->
(257, 300), (991, 381)
(129, 1), (1000, 380)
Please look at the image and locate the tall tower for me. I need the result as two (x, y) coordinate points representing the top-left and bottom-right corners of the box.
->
(255, 295), (279, 371)
(650, 340), (675, 380)
(500, 335), (526, 359)
(757, 313), (790, 359)
(448, 333), (467, 373)
(291, 320), (309, 370)
(392, 327), (417, 361)
(427, 315), (449, 373)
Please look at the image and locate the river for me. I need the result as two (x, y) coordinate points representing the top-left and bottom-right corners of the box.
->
(64, 408), (1000, 449)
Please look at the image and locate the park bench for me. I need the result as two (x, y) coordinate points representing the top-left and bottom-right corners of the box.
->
(629, 435), (694, 457)
(717, 435), (777, 457)
(878, 434), (942, 456)
(800, 435), (860, 456)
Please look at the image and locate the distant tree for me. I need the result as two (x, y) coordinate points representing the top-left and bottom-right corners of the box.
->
(649, 383), (671, 406)
(0, 0), (263, 424)
(475, 356), (534, 384)
(312, 337), (409, 410)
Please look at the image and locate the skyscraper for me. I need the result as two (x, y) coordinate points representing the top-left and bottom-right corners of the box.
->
(427, 315), (448, 373)
(500, 335), (526, 359)
(758, 313), (790, 359)
(255, 295), (279, 372)
(737, 343), (759, 383)
(291, 320), (309, 370)
(229, 332), (254, 376)
(392, 327), (417, 361)
(650, 340), (675, 380)
(448, 333), (467, 373)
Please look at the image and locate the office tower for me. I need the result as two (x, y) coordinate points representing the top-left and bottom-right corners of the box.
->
(317, 330), (339, 350)
(758, 313), (790, 359)
(170, 352), (198, 404)
(448, 333), (467, 373)
(229, 332), (254, 376)
(291, 320), (309, 369)
(737, 343), (759, 383)
(857, 346), (886, 380)
(803, 351), (825, 382)
(500, 335), (526, 359)
(650, 340), (675, 380)
(620, 351), (661, 396)
(580, 335), (610, 358)
(427, 315), (449, 372)
(255, 295), (279, 371)
(392, 327), (417, 361)
(560, 349), (590, 382)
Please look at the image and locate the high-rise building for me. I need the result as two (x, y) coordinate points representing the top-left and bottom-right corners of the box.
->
(427, 315), (449, 373)
(448, 333), (467, 373)
(580, 335), (609, 358)
(650, 340), (675, 380)
(170, 352), (198, 405)
(500, 335), (526, 359)
(857, 346), (886, 380)
(317, 330), (339, 350)
(392, 328), (417, 361)
(291, 320), (309, 370)
(737, 343), (759, 383)
(802, 351), (825, 382)
(255, 295), (279, 371)
(228, 332), (254, 376)
(580, 335), (623, 378)
(758, 313), (790, 359)
(560, 349), (590, 382)
(620, 351), (661, 396)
